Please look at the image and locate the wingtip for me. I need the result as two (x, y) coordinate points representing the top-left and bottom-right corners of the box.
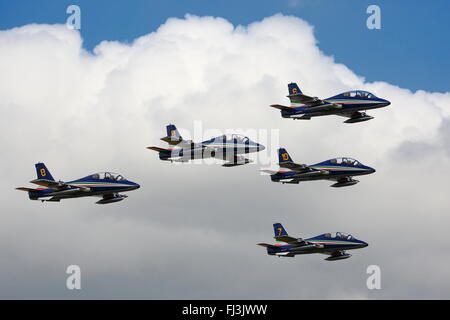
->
(16, 187), (33, 191)
(270, 104), (290, 110)
(257, 243), (266, 247)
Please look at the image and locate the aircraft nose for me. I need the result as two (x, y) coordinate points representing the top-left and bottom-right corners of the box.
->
(366, 167), (376, 173)
(361, 241), (369, 247)
(257, 144), (265, 151)
(131, 182), (140, 190)
(381, 99), (390, 107)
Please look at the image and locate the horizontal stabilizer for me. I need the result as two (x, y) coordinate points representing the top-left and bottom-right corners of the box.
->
(147, 146), (171, 153)
(30, 179), (65, 190)
(304, 103), (342, 112)
(274, 235), (301, 243)
(16, 187), (37, 192)
(270, 104), (291, 110)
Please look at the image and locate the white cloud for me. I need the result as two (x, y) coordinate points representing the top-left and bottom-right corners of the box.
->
(0, 14), (449, 298)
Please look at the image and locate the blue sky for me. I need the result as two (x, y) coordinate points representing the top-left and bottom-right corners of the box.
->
(1, 0), (449, 92)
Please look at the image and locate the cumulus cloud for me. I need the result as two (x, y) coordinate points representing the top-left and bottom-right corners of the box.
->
(0, 14), (449, 299)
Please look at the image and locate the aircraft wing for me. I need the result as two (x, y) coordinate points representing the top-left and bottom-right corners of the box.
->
(303, 102), (342, 111)
(29, 179), (91, 192)
(30, 179), (67, 190)
(279, 162), (330, 177)
(222, 155), (252, 167)
(160, 136), (201, 149)
(274, 235), (301, 243)
(41, 188), (91, 202)
(279, 161), (308, 171)
(273, 235), (309, 247)
(288, 93), (325, 106)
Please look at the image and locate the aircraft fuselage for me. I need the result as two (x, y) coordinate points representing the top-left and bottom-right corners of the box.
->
(270, 159), (375, 183)
(281, 96), (390, 119)
(267, 234), (368, 258)
(27, 176), (140, 202)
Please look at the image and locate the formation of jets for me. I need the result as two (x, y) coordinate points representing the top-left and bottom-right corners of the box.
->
(17, 81), (389, 261)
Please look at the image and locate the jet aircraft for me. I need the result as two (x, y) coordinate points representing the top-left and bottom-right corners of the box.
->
(258, 223), (368, 261)
(16, 163), (140, 204)
(148, 124), (265, 167)
(271, 82), (390, 123)
(262, 148), (375, 187)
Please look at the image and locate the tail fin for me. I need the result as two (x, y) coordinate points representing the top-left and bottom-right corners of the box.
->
(161, 124), (183, 144)
(273, 223), (288, 237)
(288, 82), (302, 96)
(35, 162), (55, 181)
(166, 124), (182, 141)
(278, 148), (294, 165)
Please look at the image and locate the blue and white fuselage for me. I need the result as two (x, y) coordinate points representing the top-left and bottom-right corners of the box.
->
(17, 164), (140, 204)
(263, 148), (375, 187)
(148, 124), (265, 167)
(271, 83), (390, 123)
(258, 223), (368, 261)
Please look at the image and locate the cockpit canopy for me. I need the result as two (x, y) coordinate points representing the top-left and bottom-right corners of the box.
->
(216, 134), (250, 143)
(330, 157), (359, 166)
(342, 90), (377, 99)
(323, 232), (354, 240)
(90, 172), (125, 181)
